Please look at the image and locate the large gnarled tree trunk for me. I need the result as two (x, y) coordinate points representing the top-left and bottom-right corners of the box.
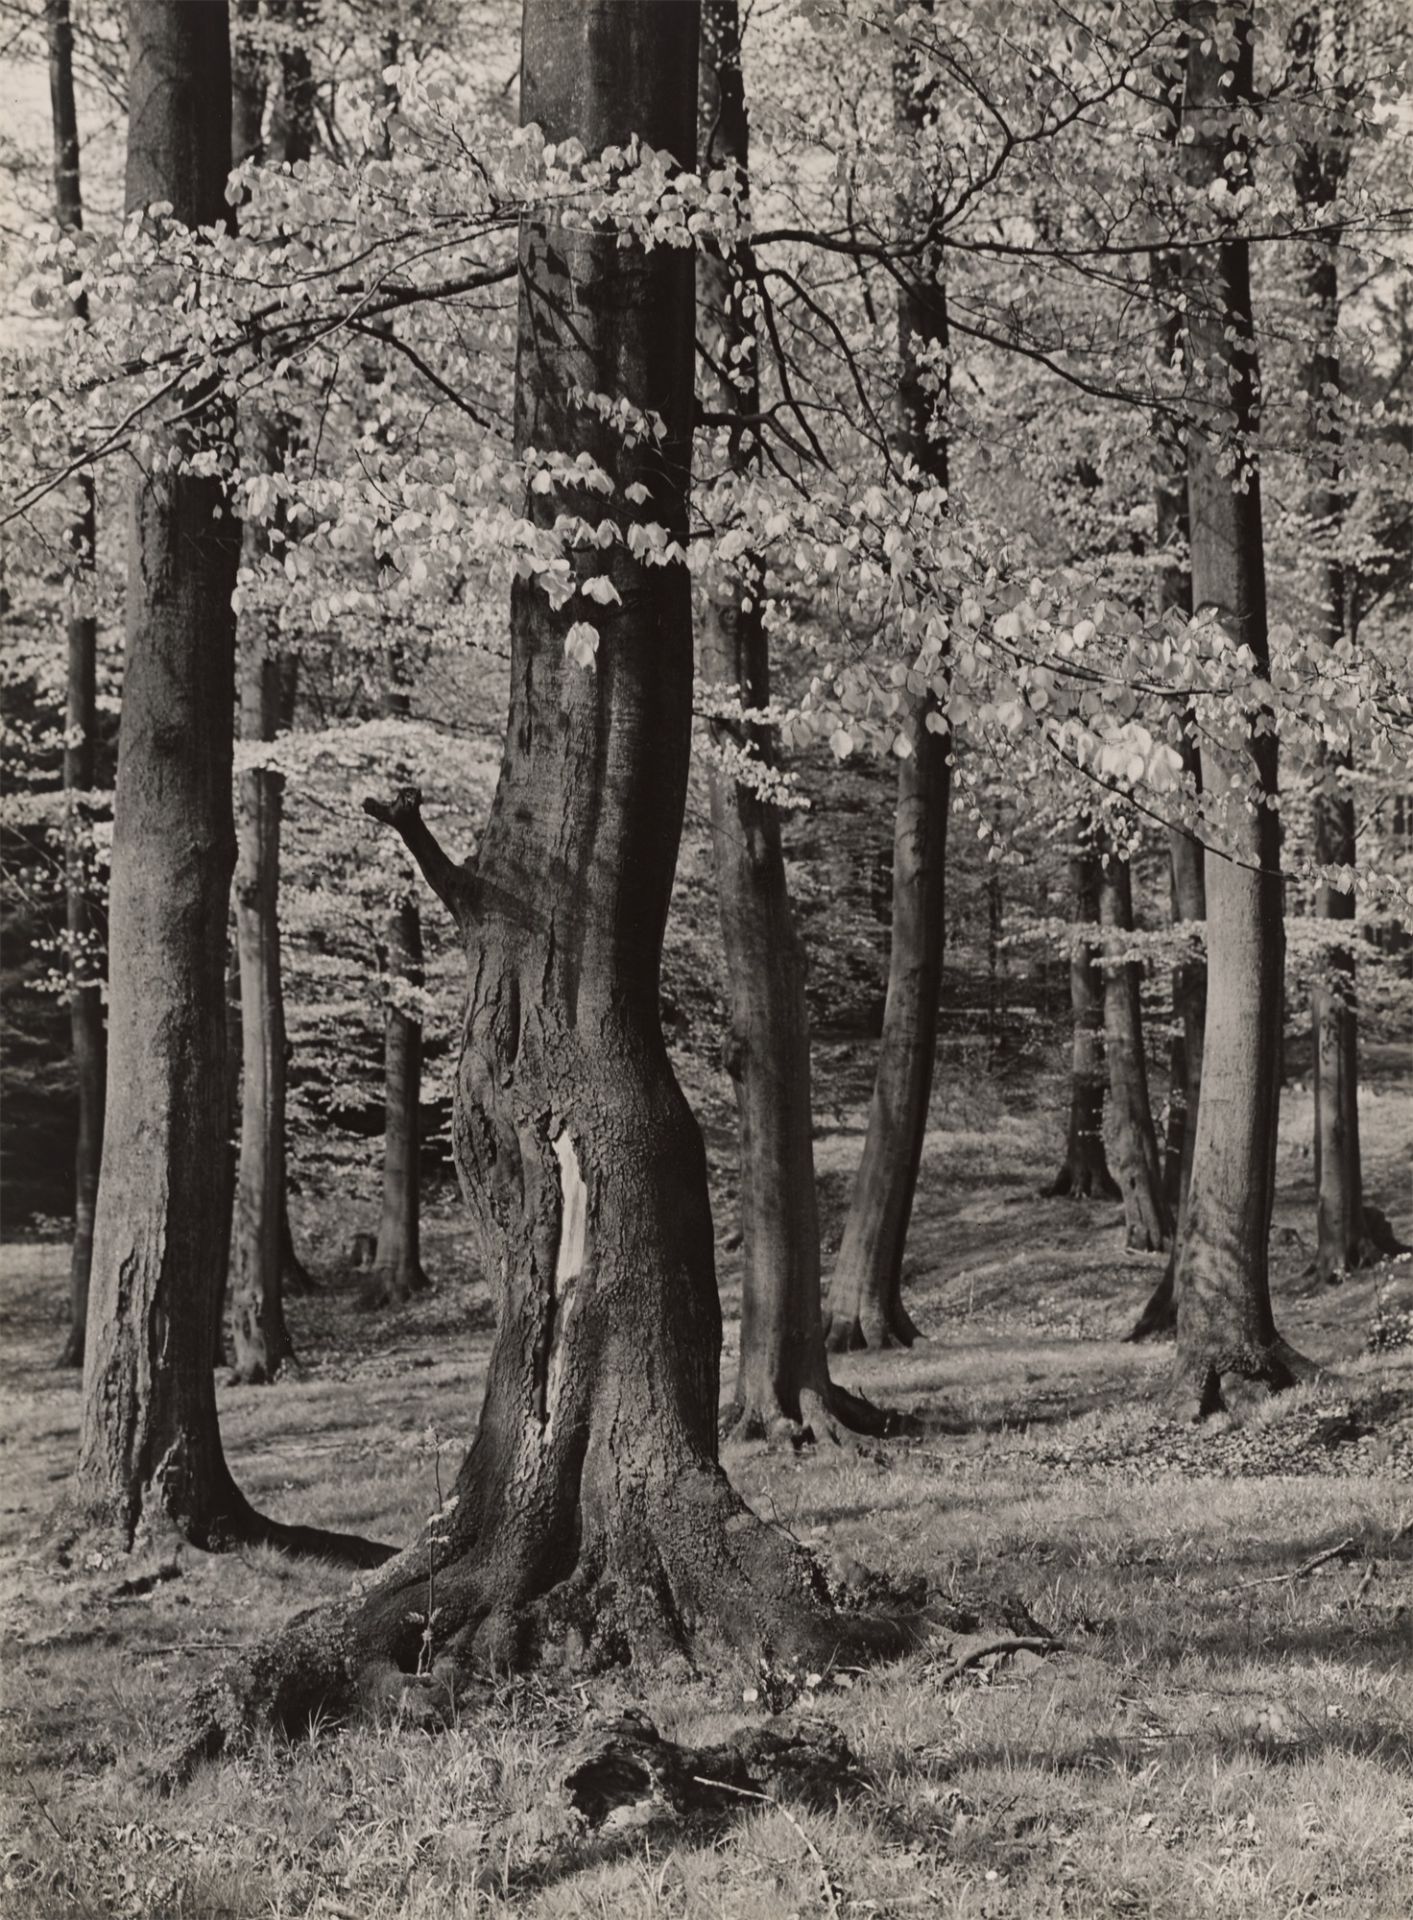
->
(1041, 838), (1121, 1203)
(174, 1), (904, 1763)
(1167, 3), (1309, 1415)
(822, 25), (951, 1353)
(48, 0), (106, 1371)
(65, 0), (386, 1569)
(699, 0), (892, 1438)
(1097, 847), (1171, 1252)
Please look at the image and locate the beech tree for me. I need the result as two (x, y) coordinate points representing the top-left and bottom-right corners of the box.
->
(65, 0), (386, 1565)
(1290, 5), (1406, 1283)
(174, 0), (908, 1757)
(46, 0), (105, 1370)
(1166, 2), (1308, 1414)
(1097, 843), (1171, 1252)
(821, 9), (951, 1355)
(696, 0), (890, 1436)
(1041, 835), (1121, 1203)
(228, 3), (315, 1384)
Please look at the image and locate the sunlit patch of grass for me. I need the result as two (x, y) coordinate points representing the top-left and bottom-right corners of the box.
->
(3, 1075), (1411, 1917)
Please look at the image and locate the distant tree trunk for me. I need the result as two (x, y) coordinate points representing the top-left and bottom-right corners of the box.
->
(227, 14), (316, 1378)
(1290, 10), (1406, 1283)
(1131, 80), (1204, 1342)
(48, 0), (105, 1370)
(1130, 800), (1205, 1339)
(698, 0), (891, 1438)
(229, 648), (299, 1382)
(822, 27), (951, 1353)
(64, 0), (387, 1570)
(178, 3), (912, 1756)
(360, 894), (429, 1308)
(1041, 841), (1121, 1202)
(1167, 5), (1309, 1415)
(1097, 849), (1171, 1252)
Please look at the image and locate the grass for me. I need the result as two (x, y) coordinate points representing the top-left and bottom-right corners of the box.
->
(1, 1060), (1410, 1919)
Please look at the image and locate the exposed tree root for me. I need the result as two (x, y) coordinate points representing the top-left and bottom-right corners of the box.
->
(1127, 1262), (1176, 1343)
(357, 1264), (432, 1311)
(821, 1298), (921, 1355)
(1311, 1205), (1410, 1285)
(55, 1323), (84, 1370)
(1166, 1337), (1322, 1421)
(49, 1481), (394, 1578)
(720, 1382), (919, 1447)
(1038, 1163), (1122, 1202)
(160, 1466), (925, 1787)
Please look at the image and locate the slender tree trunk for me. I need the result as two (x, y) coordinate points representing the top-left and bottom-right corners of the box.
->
(360, 894), (429, 1308)
(1041, 842), (1121, 1202)
(822, 27), (951, 1353)
(47, 0), (105, 1370)
(1097, 849), (1171, 1252)
(227, 19), (316, 1376)
(175, 3), (913, 1762)
(1289, 11), (1405, 1281)
(229, 648), (299, 1381)
(1130, 801), (1206, 1338)
(1131, 93), (1204, 1341)
(1167, 4), (1309, 1415)
(698, 0), (891, 1438)
(64, 0), (386, 1569)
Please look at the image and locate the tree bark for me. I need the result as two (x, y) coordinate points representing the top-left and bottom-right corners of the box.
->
(699, 0), (893, 1439)
(47, 0), (105, 1370)
(1290, 9), (1405, 1283)
(64, 0), (387, 1569)
(822, 25), (951, 1354)
(1129, 801), (1205, 1339)
(228, 13), (317, 1376)
(1097, 849), (1171, 1252)
(1131, 76), (1203, 1342)
(229, 647), (300, 1381)
(173, 1), (915, 1761)
(360, 893), (430, 1308)
(1041, 842), (1121, 1202)
(1167, 4), (1310, 1415)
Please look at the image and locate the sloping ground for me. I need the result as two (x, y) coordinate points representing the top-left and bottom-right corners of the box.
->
(1, 1071), (1410, 1919)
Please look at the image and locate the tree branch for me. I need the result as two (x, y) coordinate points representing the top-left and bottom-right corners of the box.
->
(363, 784), (474, 928)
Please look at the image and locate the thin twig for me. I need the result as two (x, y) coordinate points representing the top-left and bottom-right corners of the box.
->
(1230, 1537), (1357, 1592)
(691, 1775), (840, 1920)
(929, 1634), (1058, 1688)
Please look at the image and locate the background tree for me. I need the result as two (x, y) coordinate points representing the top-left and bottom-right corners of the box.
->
(1097, 838), (1171, 1253)
(1041, 831), (1121, 1203)
(46, 0), (105, 1370)
(822, 8), (951, 1354)
(1166, 2), (1308, 1414)
(66, 0), (386, 1565)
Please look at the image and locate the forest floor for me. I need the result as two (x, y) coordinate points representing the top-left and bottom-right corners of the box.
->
(1, 1053), (1411, 1920)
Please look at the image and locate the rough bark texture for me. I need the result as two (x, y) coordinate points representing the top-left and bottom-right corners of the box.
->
(1041, 844), (1121, 1203)
(65, 0), (387, 1570)
(1097, 851), (1171, 1253)
(699, 1), (892, 1439)
(822, 29), (950, 1354)
(1167, 6), (1310, 1415)
(48, 0), (105, 1370)
(172, 0), (912, 1767)
(360, 894), (430, 1308)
